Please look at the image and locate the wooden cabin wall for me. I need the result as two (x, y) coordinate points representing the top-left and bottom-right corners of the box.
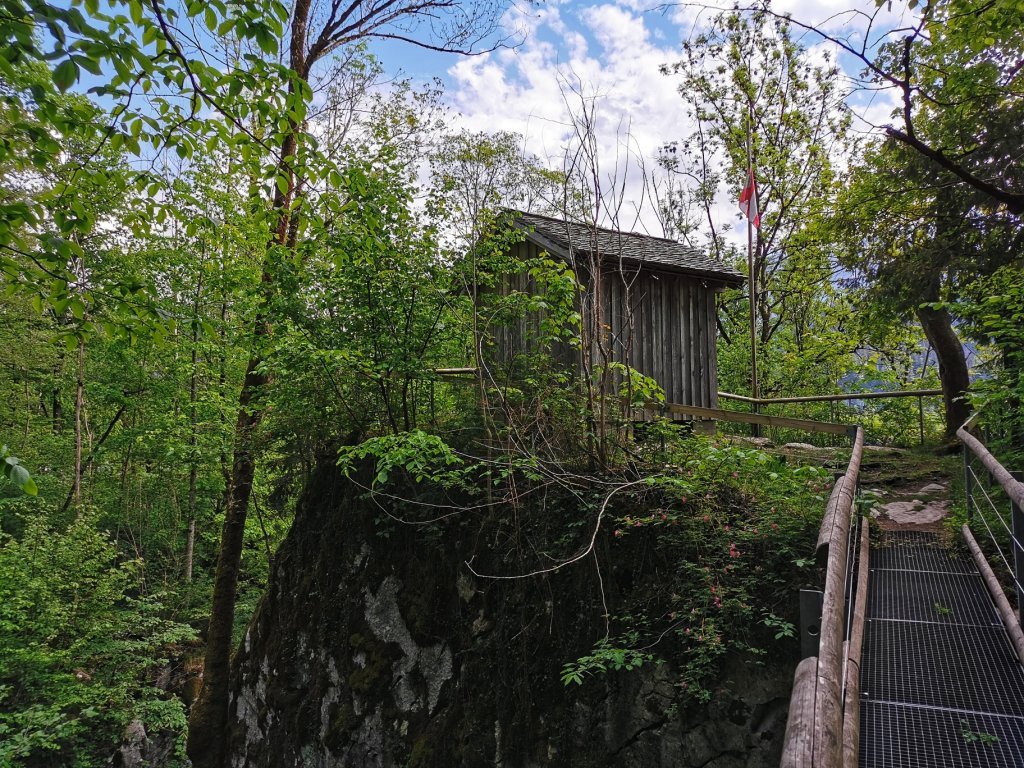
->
(490, 241), (723, 413)
(599, 268), (721, 411)
(491, 240), (580, 376)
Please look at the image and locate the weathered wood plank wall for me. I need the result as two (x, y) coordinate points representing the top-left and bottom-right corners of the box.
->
(493, 240), (728, 411)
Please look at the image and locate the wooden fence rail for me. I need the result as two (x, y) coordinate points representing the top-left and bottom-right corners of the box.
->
(654, 402), (855, 437)
(718, 389), (942, 405)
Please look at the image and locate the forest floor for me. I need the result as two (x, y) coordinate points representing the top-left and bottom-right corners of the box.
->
(860, 447), (957, 533)
(729, 435), (961, 533)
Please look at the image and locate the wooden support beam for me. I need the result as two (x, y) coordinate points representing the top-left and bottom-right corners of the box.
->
(719, 389), (943, 405)
(652, 402), (854, 436)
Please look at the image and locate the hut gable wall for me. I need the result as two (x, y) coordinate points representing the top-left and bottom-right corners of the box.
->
(492, 239), (580, 371)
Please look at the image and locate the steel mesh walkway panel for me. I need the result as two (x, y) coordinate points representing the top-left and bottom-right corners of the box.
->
(862, 620), (1024, 716)
(871, 530), (977, 574)
(860, 701), (1024, 768)
(860, 530), (1024, 768)
(867, 570), (1001, 626)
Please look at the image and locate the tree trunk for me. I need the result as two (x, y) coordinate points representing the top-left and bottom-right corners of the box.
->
(187, 73), (302, 768)
(73, 336), (84, 509)
(186, 352), (267, 768)
(915, 301), (971, 439)
(52, 349), (64, 433)
(185, 276), (204, 583)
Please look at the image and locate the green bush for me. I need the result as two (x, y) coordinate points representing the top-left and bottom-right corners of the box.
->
(565, 434), (831, 702)
(0, 508), (194, 767)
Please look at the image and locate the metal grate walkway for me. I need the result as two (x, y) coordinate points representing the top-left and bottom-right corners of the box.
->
(860, 531), (1024, 767)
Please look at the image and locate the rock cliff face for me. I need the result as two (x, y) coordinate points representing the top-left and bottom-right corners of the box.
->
(226, 460), (795, 767)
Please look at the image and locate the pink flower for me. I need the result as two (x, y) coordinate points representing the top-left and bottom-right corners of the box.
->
(729, 543), (741, 558)
(680, 496), (687, 504)
(614, 529), (623, 538)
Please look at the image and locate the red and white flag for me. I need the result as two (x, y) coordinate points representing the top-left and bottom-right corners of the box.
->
(738, 168), (760, 229)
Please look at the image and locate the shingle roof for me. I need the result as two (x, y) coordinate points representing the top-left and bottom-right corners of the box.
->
(508, 209), (745, 285)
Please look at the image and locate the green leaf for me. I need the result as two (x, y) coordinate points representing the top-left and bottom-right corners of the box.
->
(254, 27), (278, 55)
(53, 58), (79, 92)
(10, 464), (30, 487)
(74, 54), (103, 76)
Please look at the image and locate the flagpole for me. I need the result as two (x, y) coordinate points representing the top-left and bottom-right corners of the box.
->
(746, 99), (760, 436)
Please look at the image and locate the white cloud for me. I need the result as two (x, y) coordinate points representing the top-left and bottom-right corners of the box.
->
(446, 2), (694, 233)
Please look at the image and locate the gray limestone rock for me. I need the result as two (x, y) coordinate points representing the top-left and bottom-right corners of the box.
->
(225, 460), (796, 768)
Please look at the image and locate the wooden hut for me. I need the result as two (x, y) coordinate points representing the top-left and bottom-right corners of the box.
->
(493, 210), (744, 412)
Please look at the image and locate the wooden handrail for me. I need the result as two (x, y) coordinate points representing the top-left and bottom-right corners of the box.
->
(962, 524), (1024, 664)
(842, 524), (870, 767)
(781, 426), (865, 768)
(957, 421), (1024, 511)
(813, 426), (863, 766)
(958, 416), (1024, 665)
(719, 388), (942, 405)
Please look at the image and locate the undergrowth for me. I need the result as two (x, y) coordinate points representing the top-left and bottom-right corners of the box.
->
(561, 434), (831, 703)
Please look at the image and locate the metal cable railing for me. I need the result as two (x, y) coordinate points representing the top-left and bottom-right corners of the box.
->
(958, 417), (1024, 662)
(965, 460), (1024, 599)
